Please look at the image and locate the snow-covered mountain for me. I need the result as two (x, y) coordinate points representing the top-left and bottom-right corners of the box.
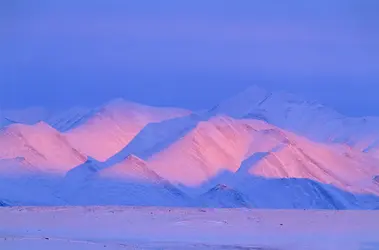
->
(0, 107), (50, 127)
(0, 88), (379, 209)
(119, 115), (378, 193)
(74, 112), (379, 208)
(98, 154), (161, 181)
(0, 106), (96, 132)
(211, 85), (379, 153)
(197, 184), (253, 208)
(63, 99), (191, 161)
(47, 106), (92, 132)
(223, 175), (379, 209)
(145, 116), (258, 185)
(0, 122), (86, 173)
(62, 154), (191, 206)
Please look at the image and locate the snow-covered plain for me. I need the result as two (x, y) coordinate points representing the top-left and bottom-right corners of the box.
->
(1, 206), (379, 250)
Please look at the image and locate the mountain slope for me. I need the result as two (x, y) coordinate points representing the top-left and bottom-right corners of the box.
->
(47, 106), (92, 132)
(0, 122), (86, 173)
(99, 154), (162, 181)
(64, 99), (191, 161)
(146, 116), (258, 185)
(100, 114), (204, 167)
(61, 154), (191, 206)
(197, 184), (253, 208)
(0, 107), (50, 127)
(1, 91), (379, 209)
(247, 142), (379, 195)
(133, 115), (379, 193)
(211, 85), (379, 152)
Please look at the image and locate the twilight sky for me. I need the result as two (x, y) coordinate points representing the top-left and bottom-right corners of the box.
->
(1, 1), (378, 116)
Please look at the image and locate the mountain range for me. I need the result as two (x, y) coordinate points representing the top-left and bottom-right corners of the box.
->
(0, 85), (378, 209)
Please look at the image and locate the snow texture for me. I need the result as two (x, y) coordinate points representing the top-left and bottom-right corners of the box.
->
(1, 87), (379, 209)
(0, 206), (378, 250)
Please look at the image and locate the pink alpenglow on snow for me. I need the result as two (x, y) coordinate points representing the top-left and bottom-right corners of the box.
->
(64, 99), (191, 161)
(0, 87), (378, 209)
(0, 122), (86, 174)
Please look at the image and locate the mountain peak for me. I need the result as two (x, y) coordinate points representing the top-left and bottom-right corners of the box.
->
(97, 154), (163, 182)
(104, 98), (137, 109)
(34, 121), (55, 130)
(199, 184), (252, 208)
(2, 121), (61, 138)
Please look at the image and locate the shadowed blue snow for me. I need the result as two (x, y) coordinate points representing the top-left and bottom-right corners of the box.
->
(0, 0), (378, 116)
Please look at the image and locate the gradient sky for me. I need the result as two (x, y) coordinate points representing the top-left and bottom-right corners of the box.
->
(1, 1), (378, 116)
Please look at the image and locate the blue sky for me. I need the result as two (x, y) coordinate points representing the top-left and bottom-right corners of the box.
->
(1, 1), (378, 116)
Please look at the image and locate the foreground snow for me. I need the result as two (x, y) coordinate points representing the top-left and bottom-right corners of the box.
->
(0, 207), (378, 250)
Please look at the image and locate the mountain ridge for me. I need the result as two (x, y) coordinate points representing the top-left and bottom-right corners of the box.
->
(1, 87), (379, 209)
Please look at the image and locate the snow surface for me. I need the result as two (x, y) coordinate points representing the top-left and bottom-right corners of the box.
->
(0, 122), (86, 172)
(211, 85), (379, 153)
(0, 206), (378, 250)
(1, 88), (379, 209)
(2, 87), (379, 249)
(63, 99), (191, 161)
